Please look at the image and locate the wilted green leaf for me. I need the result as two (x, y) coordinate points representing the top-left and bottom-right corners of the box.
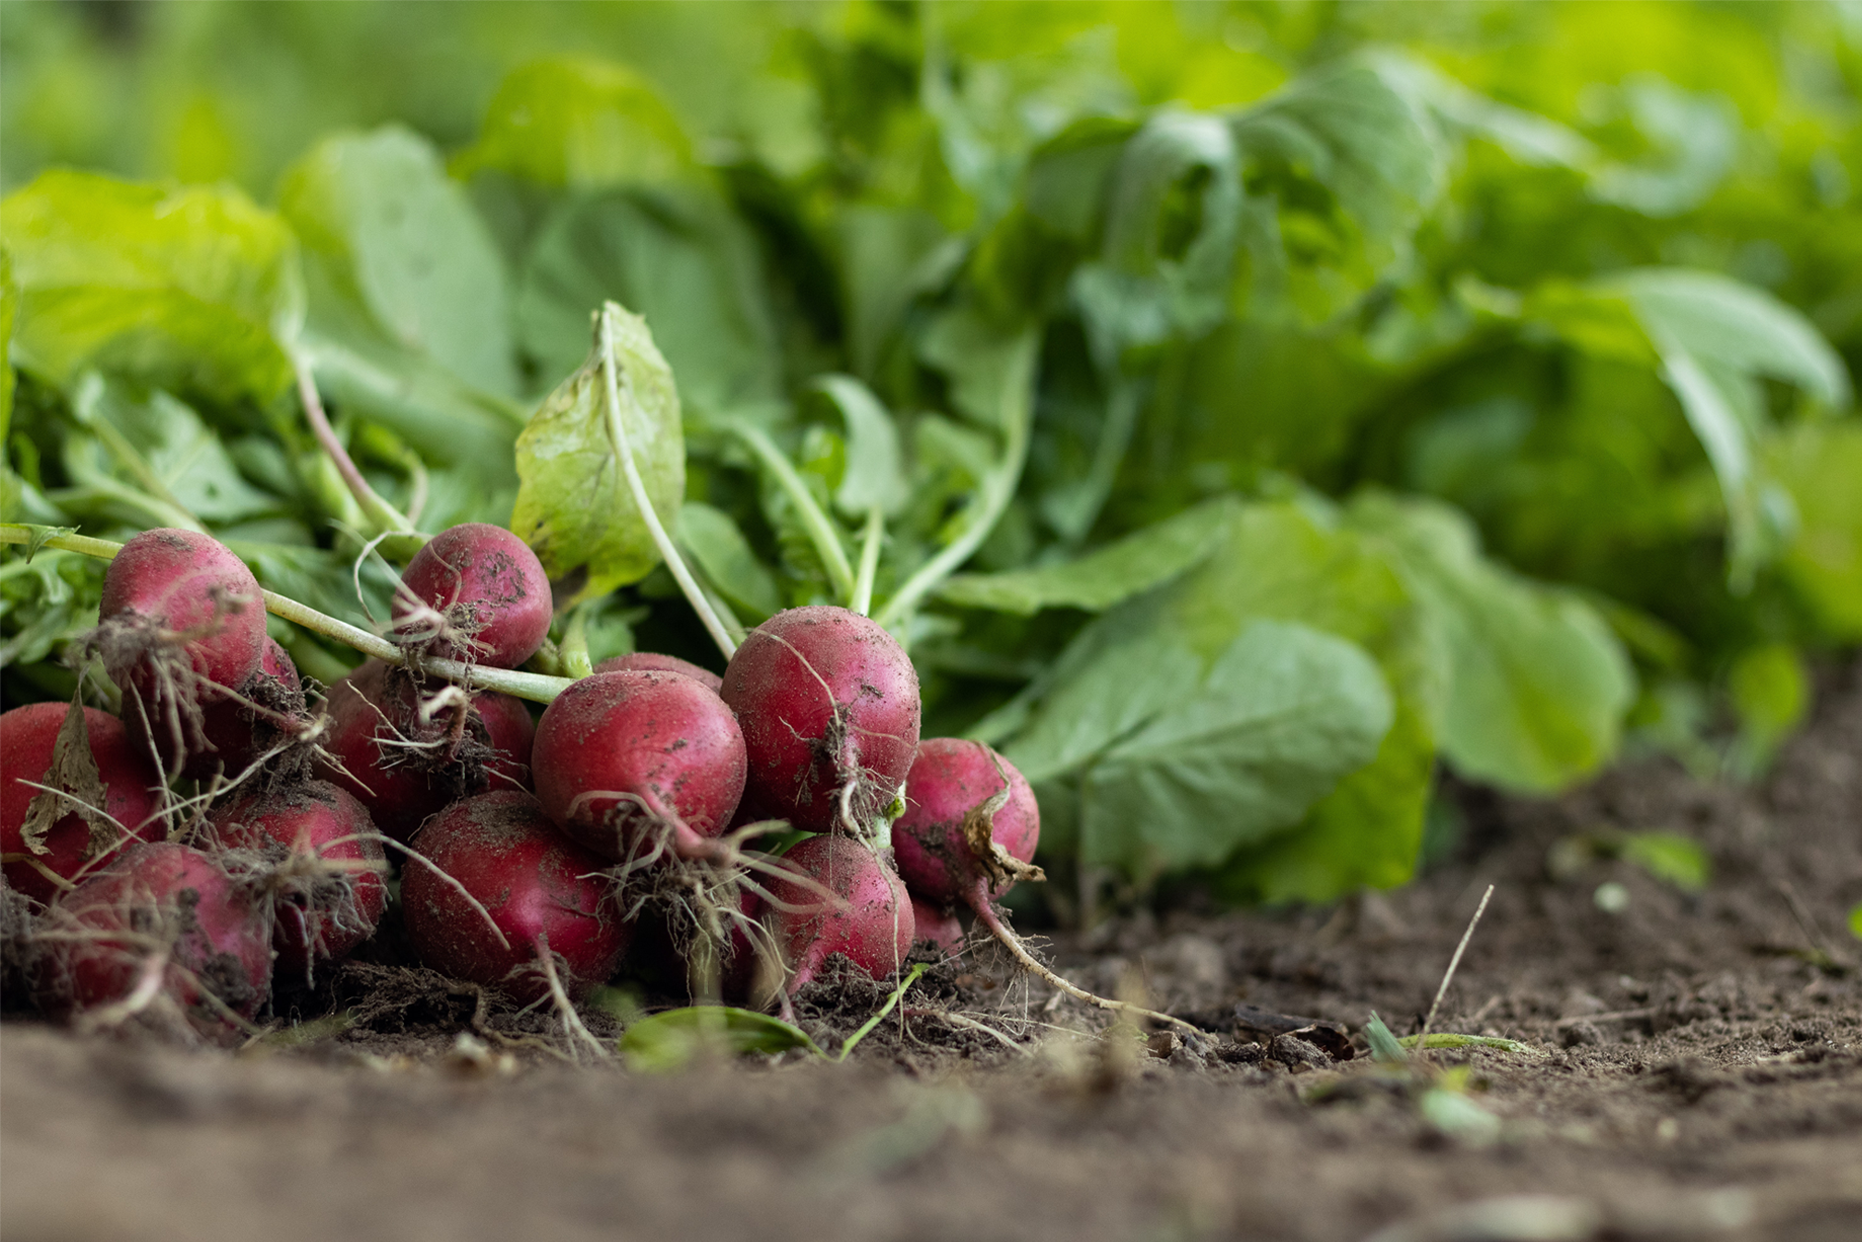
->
(1, 170), (303, 403)
(511, 302), (684, 606)
(941, 496), (1234, 615)
(516, 186), (782, 418)
(279, 125), (516, 396)
(1078, 618), (1393, 876)
(620, 1005), (819, 1073)
(678, 501), (780, 619)
(1348, 492), (1634, 794)
(455, 57), (693, 189)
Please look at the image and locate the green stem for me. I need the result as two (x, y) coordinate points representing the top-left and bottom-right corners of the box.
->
(0, 527), (573, 704)
(851, 508), (883, 616)
(598, 307), (737, 661)
(559, 605), (594, 680)
(726, 420), (857, 601)
(295, 355), (427, 560)
(876, 331), (1037, 630)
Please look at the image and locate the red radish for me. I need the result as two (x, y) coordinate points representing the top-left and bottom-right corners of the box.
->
(910, 894), (965, 956)
(31, 841), (273, 1041)
(720, 606), (921, 834)
(95, 529), (267, 776)
(315, 659), (533, 842)
(210, 781), (387, 985)
(882, 738), (1196, 1036)
(763, 834), (913, 991)
(594, 651), (723, 693)
(136, 636), (310, 781)
(401, 791), (629, 1003)
(393, 523), (552, 668)
(1, 703), (164, 906)
(891, 739), (1041, 910)
(532, 670), (746, 864)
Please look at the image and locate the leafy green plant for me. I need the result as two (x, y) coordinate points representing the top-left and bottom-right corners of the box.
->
(4, 3), (1859, 909)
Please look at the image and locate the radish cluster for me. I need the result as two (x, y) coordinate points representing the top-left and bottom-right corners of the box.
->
(5, 524), (1062, 1045)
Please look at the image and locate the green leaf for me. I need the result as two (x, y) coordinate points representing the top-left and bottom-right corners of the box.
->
(1587, 79), (1739, 219)
(1228, 57), (1446, 323)
(620, 1006), (819, 1073)
(11, 523), (77, 561)
(1, 170), (303, 403)
(73, 377), (278, 524)
(515, 186), (782, 418)
(278, 125), (517, 396)
(940, 496), (1234, 615)
(1, 247), (16, 441)
(1078, 619), (1394, 876)
(455, 56), (693, 189)
(1765, 421), (1862, 641)
(1616, 831), (1711, 892)
(1363, 1012), (1408, 1065)
(811, 375), (905, 520)
(1849, 904), (1862, 942)
(1726, 642), (1808, 777)
(677, 501), (780, 619)
(296, 330), (525, 482)
(1586, 269), (1852, 587)
(1002, 608), (1207, 785)
(1071, 110), (1242, 363)
(1348, 492), (1634, 794)
(511, 303), (684, 606)
(835, 206), (957, 381)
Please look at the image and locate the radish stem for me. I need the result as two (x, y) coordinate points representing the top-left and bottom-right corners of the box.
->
(851, 508), (883, 616)
(597, 305), (737, 661)
(726, 419), (856, 601)
(294, 355), (427, 558)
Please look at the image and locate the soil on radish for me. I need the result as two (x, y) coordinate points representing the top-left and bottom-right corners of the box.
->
(5, 659), (1862, 1242)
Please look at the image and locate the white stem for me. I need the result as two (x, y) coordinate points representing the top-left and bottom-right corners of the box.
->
(851, 508), (883, 616)
(598, 308), (737, 661)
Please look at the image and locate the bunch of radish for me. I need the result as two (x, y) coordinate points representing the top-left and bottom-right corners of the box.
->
(4, 519), (1115, 1048)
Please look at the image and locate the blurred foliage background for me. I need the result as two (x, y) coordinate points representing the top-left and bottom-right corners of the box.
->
(5, 1), (1860, 910)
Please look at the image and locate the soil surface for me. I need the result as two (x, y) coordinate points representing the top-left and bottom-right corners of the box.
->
(5, 662), (1861, 1242)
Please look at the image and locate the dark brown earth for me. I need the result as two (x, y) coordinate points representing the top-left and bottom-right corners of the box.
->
(4, 662), (1860, 1242)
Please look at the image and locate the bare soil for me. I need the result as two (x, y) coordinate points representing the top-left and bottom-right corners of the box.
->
(4, 663), (1861, 1242)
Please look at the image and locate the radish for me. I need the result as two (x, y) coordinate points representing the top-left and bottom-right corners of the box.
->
(31, 841), (274, 1041)
(763, 834), (913, 991)
(889, 738), (1205, 1036)
(210, 781), (387, 986)
(393, 523), (552, 669)
(594, 652), (723, 693)
(720, 606), (921, 835)
(136, 636), (311, 782)
(2, 703), (164, 907)
(95, 529), (268, 778)
(891, 739), (1041, 909)
(910, 894), (965, 956)
(401, 791), (630, 1003)
(532, 670), (746, 865)
(315, 659), (534, 842)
